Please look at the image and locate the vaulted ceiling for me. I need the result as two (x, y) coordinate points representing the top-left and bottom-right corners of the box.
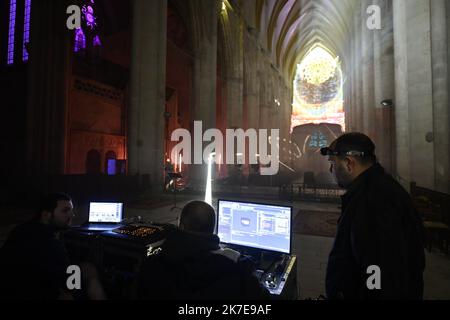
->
(251, 0), (358, 82)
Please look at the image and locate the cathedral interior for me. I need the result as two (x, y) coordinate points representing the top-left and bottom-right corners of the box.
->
(0, 0), (449, 301)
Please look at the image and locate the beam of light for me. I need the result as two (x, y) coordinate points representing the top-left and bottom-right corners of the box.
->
(279, 161), (295, 173)
(174, 153), (178, 172)
(303, 134), (311, 155)
(205, 152), (216, 206)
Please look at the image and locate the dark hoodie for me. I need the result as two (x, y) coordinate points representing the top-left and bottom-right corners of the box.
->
(0, 221), (71, 300)
(137, 230), (270, 300)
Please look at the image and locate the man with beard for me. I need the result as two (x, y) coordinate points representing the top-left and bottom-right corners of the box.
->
(321, 133), (425, 300)
(0, 193), (106, 300)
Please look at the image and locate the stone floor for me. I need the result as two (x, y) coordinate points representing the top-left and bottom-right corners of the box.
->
(1, 197), (449, 300)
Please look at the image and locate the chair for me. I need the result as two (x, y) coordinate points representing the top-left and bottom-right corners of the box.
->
(415, 197), (449, 254)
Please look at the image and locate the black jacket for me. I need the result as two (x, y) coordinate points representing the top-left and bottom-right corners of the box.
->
(0, 222), (71, 300)
(137, 230), (270, 300)
(326, 163), (425, 300)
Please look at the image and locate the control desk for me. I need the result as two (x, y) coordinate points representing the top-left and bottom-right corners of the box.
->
(62, 225), (298, 300)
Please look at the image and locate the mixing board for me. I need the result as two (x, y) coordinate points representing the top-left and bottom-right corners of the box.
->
(112, 225), (164, 240)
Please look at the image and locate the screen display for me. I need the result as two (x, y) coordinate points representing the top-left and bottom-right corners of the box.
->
(89, 202), (123, 223)
(217, 200), (292, 254)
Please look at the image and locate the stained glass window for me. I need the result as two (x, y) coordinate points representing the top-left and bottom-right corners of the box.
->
(22, 0), (31, 62)
(74, 28), (86, 52)
(74, 0), (102, 53)
(292, 46), (345, 131)
(7, 0), (17, 65)
(309, 131), (328, 149)
(6, 0), (32, 65)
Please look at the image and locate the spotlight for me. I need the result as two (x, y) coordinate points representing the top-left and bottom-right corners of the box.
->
(205, 152), (216, 206)
(381, 99), (394, 107)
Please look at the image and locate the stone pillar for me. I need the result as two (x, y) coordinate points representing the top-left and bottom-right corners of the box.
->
(243, 32), (261, 175)
(128, 0), (167, 188)
(190, 0), (218, 183)
(259, 56), (273, 131)
(26, 0), (71, 175)
(354, 5), (364, 133)
(373, 0), (396, 174)
(224, 11), (244, 129)
(361, 0), (376, 139)
(431, 0), (449, 193)
(393, 0), (435, 190)
(244, 33), (260, 131)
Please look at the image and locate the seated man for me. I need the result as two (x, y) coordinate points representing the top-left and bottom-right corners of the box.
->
(137, 201), (270, 300)
(0, 193), (106, 300)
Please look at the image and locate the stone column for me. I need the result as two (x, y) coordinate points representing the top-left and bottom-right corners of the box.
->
(224, 11), (244, 129)
(393, 0), (435, 190)
(353, 5), (364, 133)
(128, 0), (167, 188)
(361, 0), (376, 139)
(190, 0), (218, 183)
(244, 32), (260, 132)
(431, 0), (449, 193)
(243, 32), (260, 175)
(259, 56), (273, 131)
(373, 0), (396, 174)
(26, 0), (71, 175)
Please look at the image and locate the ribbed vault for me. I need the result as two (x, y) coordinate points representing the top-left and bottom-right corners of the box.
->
(253, 0), (357, 83)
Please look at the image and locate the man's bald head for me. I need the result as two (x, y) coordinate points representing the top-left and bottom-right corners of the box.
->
(179, 201), (216, 235)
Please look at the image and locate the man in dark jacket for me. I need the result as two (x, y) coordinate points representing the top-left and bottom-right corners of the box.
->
(322, 133), (425, 300)
(0, 193), (106, 300)
(137, 201), (270, 300)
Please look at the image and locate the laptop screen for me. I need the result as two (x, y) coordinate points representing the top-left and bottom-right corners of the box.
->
(88, 202), (123, 223)
(217, 200), (292, 254)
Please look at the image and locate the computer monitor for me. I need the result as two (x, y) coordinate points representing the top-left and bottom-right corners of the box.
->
(88, 202), (123, 223)
(217, 200), (292, 254)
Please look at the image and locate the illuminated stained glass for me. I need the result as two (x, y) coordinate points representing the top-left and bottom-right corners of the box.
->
(74, 0), (102, 52)
(23, 0), (32, 61)
(7, 0), (17, 65)
(292, 46), (345, 131)
(74, 28), (86, 52)
(309, 131), (328, 148)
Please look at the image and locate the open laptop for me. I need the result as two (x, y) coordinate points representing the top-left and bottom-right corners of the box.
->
(77, 202), (124, 231)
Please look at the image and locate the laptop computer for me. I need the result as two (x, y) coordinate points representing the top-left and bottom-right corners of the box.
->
(77, 202), (124, 231)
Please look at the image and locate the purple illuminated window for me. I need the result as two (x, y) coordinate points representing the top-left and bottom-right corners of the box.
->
(93, 35), (102, 47)
(74, 0), (102, 53)
(83, 4), (97, 30)
(23, 0), (31, 62)
(7, 0), (17, 65)
(74, 28), (86, 52)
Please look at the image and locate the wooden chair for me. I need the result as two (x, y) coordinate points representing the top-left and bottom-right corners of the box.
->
(415, 197), (449, 254)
